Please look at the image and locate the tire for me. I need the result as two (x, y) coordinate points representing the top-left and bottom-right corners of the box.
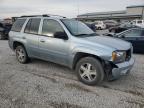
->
(15, 45), (29, 64)
(76, 57), (104, 85)
(0, 32), (4, 40)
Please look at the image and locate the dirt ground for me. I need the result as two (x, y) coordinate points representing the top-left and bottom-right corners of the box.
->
(0, 40), (144, 108)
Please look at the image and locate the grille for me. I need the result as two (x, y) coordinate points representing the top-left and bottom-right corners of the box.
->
(125, 49), (131, 61)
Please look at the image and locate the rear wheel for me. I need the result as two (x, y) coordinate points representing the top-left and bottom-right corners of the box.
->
(76, 57), (104, 85)
(15, 46), (29, 64)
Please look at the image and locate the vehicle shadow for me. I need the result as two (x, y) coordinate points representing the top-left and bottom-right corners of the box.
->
(21, 56), (144, 98)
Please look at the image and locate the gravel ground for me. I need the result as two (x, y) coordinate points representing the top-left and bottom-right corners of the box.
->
(0, 40), (144, 108)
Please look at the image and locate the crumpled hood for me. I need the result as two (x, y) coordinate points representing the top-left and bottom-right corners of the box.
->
(83, 36), (131, 50)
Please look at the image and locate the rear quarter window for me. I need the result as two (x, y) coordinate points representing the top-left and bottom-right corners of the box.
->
(11, 19), (26, 32)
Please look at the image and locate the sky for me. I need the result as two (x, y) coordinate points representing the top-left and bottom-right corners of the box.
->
(0, 0), (143, 19)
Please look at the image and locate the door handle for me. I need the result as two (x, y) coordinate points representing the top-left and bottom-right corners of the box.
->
(40, 39), (45, 43)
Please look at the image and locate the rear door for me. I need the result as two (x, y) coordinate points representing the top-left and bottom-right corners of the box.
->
(22, 18), (41, 57)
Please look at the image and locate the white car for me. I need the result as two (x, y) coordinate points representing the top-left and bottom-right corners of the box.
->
(132, 20), (144, 27)
(95, 21), (106, 30)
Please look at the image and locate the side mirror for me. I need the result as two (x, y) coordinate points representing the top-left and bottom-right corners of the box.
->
(54, 32), (68, 40)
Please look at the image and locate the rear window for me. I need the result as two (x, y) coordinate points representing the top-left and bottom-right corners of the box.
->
(11, 19), (26, 32)
(137, 20), (142, 24)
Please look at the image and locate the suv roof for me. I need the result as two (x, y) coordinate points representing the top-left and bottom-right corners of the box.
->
(13, 14), (67, 23)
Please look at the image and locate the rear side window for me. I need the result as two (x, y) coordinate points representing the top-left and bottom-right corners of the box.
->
(11, 19), (26, 32)
(24, 18), (41, 34)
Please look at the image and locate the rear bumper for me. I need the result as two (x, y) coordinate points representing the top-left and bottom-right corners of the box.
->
(8, 37), (13, 50)
(111, 58), (135, 79)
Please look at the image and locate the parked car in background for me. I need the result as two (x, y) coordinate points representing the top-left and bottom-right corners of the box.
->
(0, 22), (12, 40)
(132, 20), (144, 28)
(84, 22), (96, 32)
(109, 23), (139, 33)
(9, 15), (134, 85)
(106, 28), (144, 53)
(104, 20), (119, 29)
(94, 21), (106, 30)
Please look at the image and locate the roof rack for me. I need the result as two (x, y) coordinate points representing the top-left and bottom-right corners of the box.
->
(20, 14), (66, 18)
(43, 14), (66, 18)
(21, 15), (43, 17)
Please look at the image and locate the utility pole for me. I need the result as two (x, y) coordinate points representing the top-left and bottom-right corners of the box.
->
(142, 6), (144, 20)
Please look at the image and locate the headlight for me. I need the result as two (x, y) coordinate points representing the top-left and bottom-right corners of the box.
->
(112, 51), (126, 63)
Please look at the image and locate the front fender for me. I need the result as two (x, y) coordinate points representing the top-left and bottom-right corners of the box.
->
(71, 46), (113, 61)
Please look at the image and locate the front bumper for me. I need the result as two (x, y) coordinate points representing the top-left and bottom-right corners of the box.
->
(111, 58), (135, 79)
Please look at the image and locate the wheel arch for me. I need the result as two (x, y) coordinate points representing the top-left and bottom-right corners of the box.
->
(13, 41), (25, 50)
(72, 52), (104, 70)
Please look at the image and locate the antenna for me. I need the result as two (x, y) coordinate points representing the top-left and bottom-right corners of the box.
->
(77, 0), (80, 17)
(76, 0), (80, 34)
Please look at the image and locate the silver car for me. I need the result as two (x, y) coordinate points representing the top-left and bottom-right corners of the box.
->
(9, 15), (135, 85)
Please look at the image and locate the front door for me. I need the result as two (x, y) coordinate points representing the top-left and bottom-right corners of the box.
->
(39, 19), (70, 66)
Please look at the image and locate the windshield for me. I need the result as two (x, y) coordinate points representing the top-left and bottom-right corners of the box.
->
(61, 19), (96, 37)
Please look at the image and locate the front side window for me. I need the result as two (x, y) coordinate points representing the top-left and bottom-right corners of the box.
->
(11, 19), (26, 32)
(61, 19), (95, 36)
(24, 18), (41, 34)
(42, 19), (64, 37)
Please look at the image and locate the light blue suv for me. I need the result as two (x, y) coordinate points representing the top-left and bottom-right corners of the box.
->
(9, 15), (135, 85)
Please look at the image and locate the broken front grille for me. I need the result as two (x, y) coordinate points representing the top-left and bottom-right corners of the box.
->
(125, 49), (131, 61)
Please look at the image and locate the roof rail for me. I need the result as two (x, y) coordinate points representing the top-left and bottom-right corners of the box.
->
(42, 14), (66, 18)
(20, 14), (66, 18)
(21, 15), (43, 17)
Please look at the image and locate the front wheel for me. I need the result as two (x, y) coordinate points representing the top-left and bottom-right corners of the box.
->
(76, 57), (104, 85)
(15, 46), (29, 64)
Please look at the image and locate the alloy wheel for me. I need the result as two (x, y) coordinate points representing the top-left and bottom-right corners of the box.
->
(16, 48), (25, 62)
(79, 63), (97, 82)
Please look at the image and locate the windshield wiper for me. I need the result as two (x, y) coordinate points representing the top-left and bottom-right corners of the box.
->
(75, 34), (89, 36)
(75, 33), (99, 37)
(88, 33), (99, 36)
